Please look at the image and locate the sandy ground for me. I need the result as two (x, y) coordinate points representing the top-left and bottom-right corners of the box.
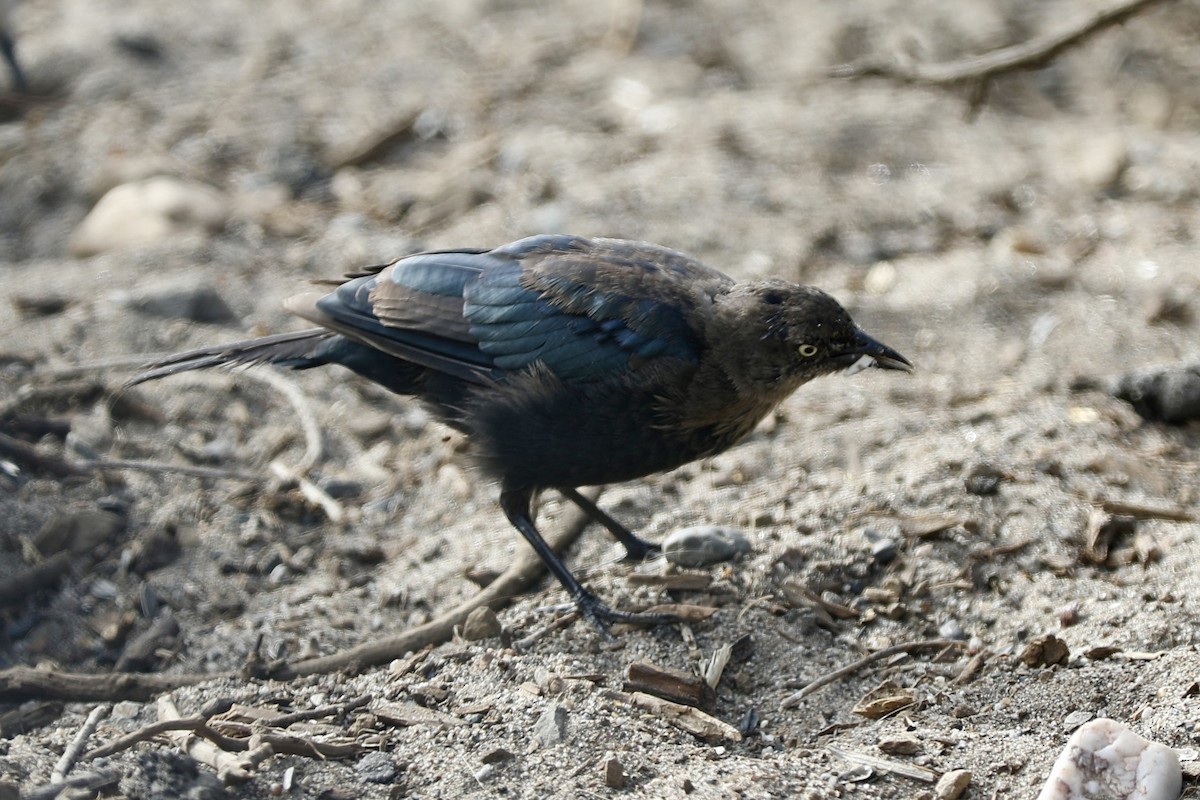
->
(2, 0), (1200, 797)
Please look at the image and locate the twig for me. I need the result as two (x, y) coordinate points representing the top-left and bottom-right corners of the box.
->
(50, 704), (110, 784)
(827, 745), (939, 783)
(22, 769), (121, 800)
(262, 695), (370, 729)
(781, 639), (965, 708)
(238, 369), (323, 472)
(82, 457), (260, 482)
(513, 611), (580, 652)
(157, 695), (262, 784)
(830, 0), (1173, 85)
(0, 665), (216, 703)
(84, 717), (220, 761)
(269, 460), (345, 523)
(1100, 498), (1194, 522)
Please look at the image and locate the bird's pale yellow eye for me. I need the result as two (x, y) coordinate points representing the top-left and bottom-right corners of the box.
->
(798, 344), (819, 358)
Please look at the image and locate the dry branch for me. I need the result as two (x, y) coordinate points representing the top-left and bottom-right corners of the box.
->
(781, 639), (965, 708)
(0, 489), (602, 700)
(830, 0), (1173, 86)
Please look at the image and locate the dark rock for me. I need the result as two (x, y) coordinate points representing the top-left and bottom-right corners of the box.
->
(1113, 365), (1200, 424)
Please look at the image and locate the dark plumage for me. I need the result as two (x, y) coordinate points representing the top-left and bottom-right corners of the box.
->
(132, 234), (912, 630)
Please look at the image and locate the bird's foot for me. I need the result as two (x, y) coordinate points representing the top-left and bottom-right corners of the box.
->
(573, 591), (681, 635)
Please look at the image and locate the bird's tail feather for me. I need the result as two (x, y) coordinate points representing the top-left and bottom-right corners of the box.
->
(127, 328), (336, 386)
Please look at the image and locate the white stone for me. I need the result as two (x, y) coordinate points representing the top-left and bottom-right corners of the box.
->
(662, 525), (751, 568)
(1037, 718), (1181, 800)
(71, 176), (227, 256)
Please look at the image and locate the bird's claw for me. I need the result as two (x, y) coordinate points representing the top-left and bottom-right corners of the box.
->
(575, 592), (682, 636)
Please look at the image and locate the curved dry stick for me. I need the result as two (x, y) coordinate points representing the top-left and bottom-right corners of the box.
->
(780, 639), (965, 708)
(830, 0), (1173, 86)
(0, 490), (601, 699)
(282, 490), (601, 677)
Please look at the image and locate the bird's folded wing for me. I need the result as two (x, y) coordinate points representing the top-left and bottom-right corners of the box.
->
(294, 236), (730, 386)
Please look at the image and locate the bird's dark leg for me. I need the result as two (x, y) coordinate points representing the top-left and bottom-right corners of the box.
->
(499, 487), (678, 633)
(557, 487), (659, 562)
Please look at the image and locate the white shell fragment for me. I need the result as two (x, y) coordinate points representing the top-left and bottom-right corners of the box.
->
(1037, 718), (1181, 800)
(662, 525), (751, 567)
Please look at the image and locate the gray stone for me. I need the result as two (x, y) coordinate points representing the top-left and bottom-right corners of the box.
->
(533, 704), (568, 747)
(355, 751), (397, 783)
(662, 525), (751, 567)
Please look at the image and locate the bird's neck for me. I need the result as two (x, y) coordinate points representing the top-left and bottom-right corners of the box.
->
(668, 289), (808, 450)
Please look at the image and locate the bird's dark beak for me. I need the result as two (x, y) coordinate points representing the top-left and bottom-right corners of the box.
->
(835, 330), (913, 372)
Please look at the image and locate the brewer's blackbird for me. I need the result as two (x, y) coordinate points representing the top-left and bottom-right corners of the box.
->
(132, 234), (912, 630)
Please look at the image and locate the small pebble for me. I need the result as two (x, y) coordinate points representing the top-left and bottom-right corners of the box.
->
(870, 538), (899, 564)
(935, 769), (971, 800)
(480, 748), (515, 765)
(964, 463), (1005, 495)
(119, 280), (236, 324)
(878, 735), (921, 756)
(1063, 710), (1094, 731)
(1036, 718), (1180, 800)
(461, 607), (502, 641)
(1021, 634), (1070, 667)
(662, 525), (751, 567)
(938, 620), (966, 640)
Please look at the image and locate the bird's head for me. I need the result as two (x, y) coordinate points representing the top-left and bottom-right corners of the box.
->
(718, 281), (912, 388)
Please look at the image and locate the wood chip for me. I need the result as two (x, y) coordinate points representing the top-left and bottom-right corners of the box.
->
(617, 691), (742, 742)
(603, 756), (626, 789)
(624, 573), (713, 590)
(625, 661), (716, 710)
(637, 603), (718, 622)
(852, 681), (918, 719)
